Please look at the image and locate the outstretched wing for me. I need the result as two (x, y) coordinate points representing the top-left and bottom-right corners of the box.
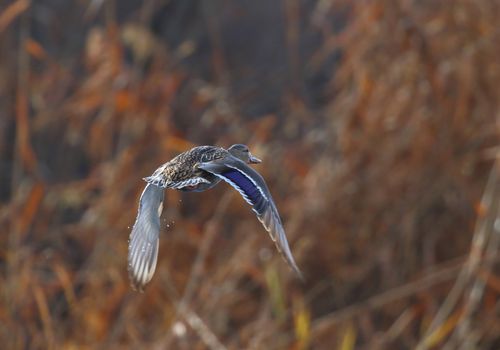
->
(198, 157), (303, 279)
(128, 183), (165, 291)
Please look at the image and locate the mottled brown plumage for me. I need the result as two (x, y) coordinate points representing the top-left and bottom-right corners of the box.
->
(128, 144), (302, 291)
(144, 146), (228, 191)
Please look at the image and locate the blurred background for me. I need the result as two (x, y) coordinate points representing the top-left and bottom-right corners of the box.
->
(1, 0), (499, 349)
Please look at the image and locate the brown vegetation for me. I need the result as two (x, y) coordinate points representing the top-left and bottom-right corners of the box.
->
(0, 0), (499, 349)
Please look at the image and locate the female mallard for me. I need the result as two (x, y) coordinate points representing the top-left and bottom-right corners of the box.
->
(128, 144), (302, 290)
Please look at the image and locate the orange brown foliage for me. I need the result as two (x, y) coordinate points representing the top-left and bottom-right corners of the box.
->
(0, 0), (498, 349)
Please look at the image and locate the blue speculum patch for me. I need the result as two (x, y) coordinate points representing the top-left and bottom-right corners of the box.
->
(222, 169), (262, 206)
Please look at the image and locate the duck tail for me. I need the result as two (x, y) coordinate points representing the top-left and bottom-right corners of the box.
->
(143, 175), (167, 188)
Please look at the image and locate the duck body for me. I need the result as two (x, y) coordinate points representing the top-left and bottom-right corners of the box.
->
(144, 146), (226, 192)
(128, 144), (302, 291)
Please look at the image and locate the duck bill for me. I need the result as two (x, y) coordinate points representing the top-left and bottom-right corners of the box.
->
(248, 153), (262, 164)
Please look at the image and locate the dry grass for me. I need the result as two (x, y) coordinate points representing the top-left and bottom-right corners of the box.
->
(0, 0), (499, 349)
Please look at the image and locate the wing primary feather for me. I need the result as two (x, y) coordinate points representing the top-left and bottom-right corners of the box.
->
(128, 183), (164, 291)
(199, 160), (303, 279)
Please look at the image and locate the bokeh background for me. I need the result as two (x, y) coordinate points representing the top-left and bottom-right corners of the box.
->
(1, 0), (499, 349)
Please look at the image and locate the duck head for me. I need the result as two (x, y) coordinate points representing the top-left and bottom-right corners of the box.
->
(228, 144), (262, 164)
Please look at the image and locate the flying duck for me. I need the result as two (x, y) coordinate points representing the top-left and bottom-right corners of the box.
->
(128, 144), (302, 290)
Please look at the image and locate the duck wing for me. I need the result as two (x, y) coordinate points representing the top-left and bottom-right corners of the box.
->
(198, 157), (303, 279)
(128, 183), (165, 291)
